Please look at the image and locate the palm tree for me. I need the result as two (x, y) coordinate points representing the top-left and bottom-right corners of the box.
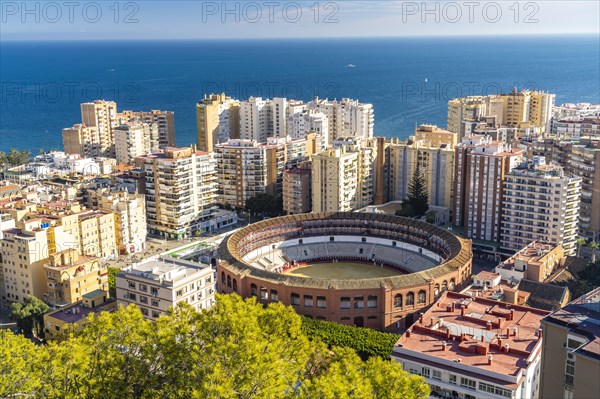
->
(576, 237), (587, 257)
(589, 241), (599, 263)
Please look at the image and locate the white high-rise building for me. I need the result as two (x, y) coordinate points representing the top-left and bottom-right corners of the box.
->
(240, 97), (272, 143)
(137, 147), (225, 240)
(288, 109), (329, 149)
(309, 97), (374, 143)
(501, 158), (581, 255)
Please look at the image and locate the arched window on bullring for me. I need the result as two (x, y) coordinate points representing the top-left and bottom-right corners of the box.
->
(417, 290), (426, 304)
(406, 292), (414, 306)
(394, 294), (403, 308)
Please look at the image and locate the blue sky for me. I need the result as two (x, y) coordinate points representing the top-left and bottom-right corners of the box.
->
(1, 1), (599, 40)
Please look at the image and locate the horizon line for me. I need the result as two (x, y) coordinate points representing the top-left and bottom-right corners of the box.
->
(2, 32), (599, 43)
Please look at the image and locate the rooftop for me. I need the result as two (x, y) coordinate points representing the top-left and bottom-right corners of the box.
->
(47, 297), (116, 324)
(543, 287), (600, 360)
(120, 256), (212, 285)
(394, 291), (548, 381)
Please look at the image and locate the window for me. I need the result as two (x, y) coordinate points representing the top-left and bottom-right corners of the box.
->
(406, 292), (414, 306)
(394, 294), (402, 308)
(260, 287), (268, 300)
(434, 284), (440, 299)
(329, 236), (334, 242)
(421, 367), (430, 378)
(449, 374), (457, 385)
(205, 277), (211, 285)
(291, 293), (300, 306)
(317, 296), (326, 308)
(139, 284), (147, 292)
(479, 383), (512, 398)
(250, 284), (257, 297)
(270, 289), (278, 301)
(460, 377), (476, 390)
(128, 281), (136, 289)
(417, 290), (426, 304)
(175, 289), (183, 298)
(367, 316), (377, 320)
(140, 296), (148, 304)
(140, 307), (149, 316)
(340, 297), (350, 309)
(151, 299), (159, 307)
(368, 295), (377, 308)
(232, 279), (237, 292)
(565, 358), (575, 385)
(151, 311), (160, 318)
(354, 296), (364, 309)
(432, 370), (441, 380)
(341, 317), (350, 321)
(151, 287), (158, 295)
(227, 275), (232, 288)
(221, 272), (226, 283)
(129, 293), (137, 301)
(304, 295), (313, 307)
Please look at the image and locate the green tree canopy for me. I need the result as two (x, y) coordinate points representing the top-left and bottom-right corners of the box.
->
(9, 295), (49, 337)
(397, 166), (429, 218)
(0, 294), (430, 399)
(0, 148), (31, 168)
(244, 193), (283, 215)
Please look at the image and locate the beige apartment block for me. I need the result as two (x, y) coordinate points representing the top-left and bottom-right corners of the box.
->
(98, 190), (146, 254)
(44, 249), (108, 307)
(116, 257), (216, 319)
(311, 147), (360, 212)
(214, 137), (310, 209)
(118, 109), (175, 148)
(453, 135), (523, 242)
(114, 123), (159, 164)
(447, 96), (488, 139)
(0, 224), (49, 303)
(540, 288), (600, 399)
(387, 128), (456, 209)
(137, 147), (219, 239)
(413, 124), (457, 148)
(80, 100), (118, 156)
(196, 93), (240, 152)
(501, 160), (581, 255)
(62, 124), (99, 158)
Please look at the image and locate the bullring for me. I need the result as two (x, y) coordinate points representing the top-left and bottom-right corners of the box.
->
(217, 212), (473, 331)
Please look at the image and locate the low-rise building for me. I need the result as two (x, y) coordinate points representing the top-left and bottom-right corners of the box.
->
(116, 257), (216, 319)
(495, 241), (565, 284)
(43, 289), (116, 340)
(392, 291), (549, 399)
(540, 287), (600, 399)
(44, 249), (108, 307)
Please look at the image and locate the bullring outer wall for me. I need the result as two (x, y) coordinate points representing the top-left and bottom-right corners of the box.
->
(217, 212), (473, 331)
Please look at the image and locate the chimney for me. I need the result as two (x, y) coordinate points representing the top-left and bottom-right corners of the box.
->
(506, 328), (510, 337)
(486, 321), (492, 331)
(442, 342), (447, 351)
(480, 335), (485, 342)
(446, 330), (451, 340)
(451, 302), (455, 312)
(406, 330), (411, 338)
(488, 355), (493, 365)
(513, 327), (518, 337)
(504, 344), (510, 353)
(419, 314), (424, 324)
(509, 309), (514, 321)
(538, 328), (543, 339)
(461, 306), (465, 316)
(498, 338), (503, 349)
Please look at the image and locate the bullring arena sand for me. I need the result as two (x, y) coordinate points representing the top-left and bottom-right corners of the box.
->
(284, 262), (401, 279)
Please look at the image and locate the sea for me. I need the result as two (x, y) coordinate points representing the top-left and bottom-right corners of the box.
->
(1, 35), (599, 152)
